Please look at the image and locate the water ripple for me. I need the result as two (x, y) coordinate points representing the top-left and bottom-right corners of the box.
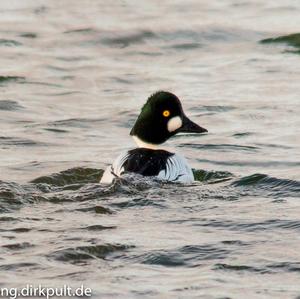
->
(49, 244), (131, 264)
(0, 137), (46, 147)
(261, 33), (300, 54)
(181, 143), (258, 152)
(232, 173), (300, 197)
(0, 39), (22, 47)
(0, 76), (25, 85)
(100, 30), (156, 48)
(0, 100), (24, 111)
(178, 218), (300, 232)
(2, 242), (34, 250)
(30, 167), (103, 186)
(131, 244), (230, 267)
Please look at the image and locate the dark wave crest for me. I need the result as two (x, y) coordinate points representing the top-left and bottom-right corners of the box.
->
(231, 173), (300, 198)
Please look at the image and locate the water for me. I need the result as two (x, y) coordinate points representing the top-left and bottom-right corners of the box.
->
(1, 1), (300, 298)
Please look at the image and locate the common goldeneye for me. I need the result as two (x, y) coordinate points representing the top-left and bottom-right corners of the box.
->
(100, 91), (207, 184)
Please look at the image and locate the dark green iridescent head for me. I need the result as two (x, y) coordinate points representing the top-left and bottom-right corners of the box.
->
(130, 91), (207, 145)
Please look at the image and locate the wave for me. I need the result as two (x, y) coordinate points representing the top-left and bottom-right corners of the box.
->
(1, 168), (299, 213)
(0, 181), (45, 212)
(128, 244), (230, 267)
(69, 26), (261, 49)
(49, 243), (131, 264)
(30, 167), (103, 186)
(0, 76), (25, 85)
(215, 261), (300, 274)
(0, 39), (22, 47)
(169, 217), (300, 232)
(0, 137), (47, 147)
(0, 100), (24, 111)
(193, 169), (234, 183)
(231, 173), (300, 197)
(181, 143), (258, 152)
(261, 33), (300, 54)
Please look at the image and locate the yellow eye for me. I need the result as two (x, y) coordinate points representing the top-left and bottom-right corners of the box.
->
(163, 110), (170, 117)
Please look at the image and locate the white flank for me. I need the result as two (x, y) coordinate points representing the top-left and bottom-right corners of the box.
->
(158, 153), (194, 183)
(100, 151), (129, 184)
(167, 116), (182, 132)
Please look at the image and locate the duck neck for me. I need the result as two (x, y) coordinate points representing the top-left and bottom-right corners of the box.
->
(132, 135), (162, 150)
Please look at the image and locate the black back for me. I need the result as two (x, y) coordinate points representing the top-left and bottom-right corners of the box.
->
(122, 148), (174, 176)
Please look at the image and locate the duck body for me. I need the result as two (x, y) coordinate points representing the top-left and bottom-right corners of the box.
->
(100, 91), (207, 184)
(100, 148), (194, 184)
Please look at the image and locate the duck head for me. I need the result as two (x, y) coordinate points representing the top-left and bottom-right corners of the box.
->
(130, 91), (207, 148)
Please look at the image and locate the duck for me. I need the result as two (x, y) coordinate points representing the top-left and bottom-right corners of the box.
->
(100, 91), (207, 184)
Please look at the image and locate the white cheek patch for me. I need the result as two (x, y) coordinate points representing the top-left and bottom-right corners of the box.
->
(167, 116), (182, 132)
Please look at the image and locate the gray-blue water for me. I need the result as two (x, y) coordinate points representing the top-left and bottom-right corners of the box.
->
(1, 1), (300, 298)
